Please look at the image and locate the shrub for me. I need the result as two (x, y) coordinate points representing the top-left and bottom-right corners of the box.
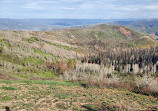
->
(57, 60), (67, 74)
(86, 79), (134, 91)
(45, 61), (53, 69)
(135, 75), (158, 96)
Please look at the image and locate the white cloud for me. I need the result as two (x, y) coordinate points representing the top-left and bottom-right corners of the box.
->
(143, 5), (158, 10)
(1, 0), (158, 18)
(22, 2), (45, 10)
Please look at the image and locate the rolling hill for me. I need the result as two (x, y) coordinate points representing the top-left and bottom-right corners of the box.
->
(109, 19), (158, 33)
(0, 24), (157, 79)
(0, 24), (157, 110)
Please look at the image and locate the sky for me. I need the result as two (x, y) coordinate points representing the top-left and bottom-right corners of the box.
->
(0, 0), (158, 19)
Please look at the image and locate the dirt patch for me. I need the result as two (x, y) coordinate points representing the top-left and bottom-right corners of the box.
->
(144, 36), (155, 42)
(120, 27), (134, 38)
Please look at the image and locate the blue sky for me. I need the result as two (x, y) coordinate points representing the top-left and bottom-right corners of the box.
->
(0, 0), (158, 19)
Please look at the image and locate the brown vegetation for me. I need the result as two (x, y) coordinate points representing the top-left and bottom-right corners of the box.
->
(0, 73), (16, 80)
(57, 60), (68, 74)
(120, 27), (133, 38)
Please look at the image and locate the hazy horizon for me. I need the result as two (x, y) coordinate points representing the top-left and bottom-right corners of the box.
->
(0, 17), (156, 20)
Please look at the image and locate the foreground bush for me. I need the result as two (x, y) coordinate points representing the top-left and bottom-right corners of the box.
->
(135, 75), (158, 96)
(62, 68), (158, 96)
(57, 60), (67, 74)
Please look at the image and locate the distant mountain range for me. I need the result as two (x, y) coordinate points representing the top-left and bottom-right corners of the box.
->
(109, 19), (158, 34)
(0, 18), (139, 31)
(1, 18), (158, 39)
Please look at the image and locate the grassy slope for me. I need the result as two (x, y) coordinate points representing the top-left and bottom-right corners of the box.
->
(0, 80), (157, 111)
(0, 24), (157, 79)
(0, 24), (157, 110)
(0, 37), (60, 80)
(0, 24), (157, 78)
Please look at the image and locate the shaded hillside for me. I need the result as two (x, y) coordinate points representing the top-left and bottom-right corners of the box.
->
(109, 19), (158, 34)
(127, 19), (158, 35)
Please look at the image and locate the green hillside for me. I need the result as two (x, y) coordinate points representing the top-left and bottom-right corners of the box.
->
(0, 24), (157, 80)
(0, 24), (157, 111)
